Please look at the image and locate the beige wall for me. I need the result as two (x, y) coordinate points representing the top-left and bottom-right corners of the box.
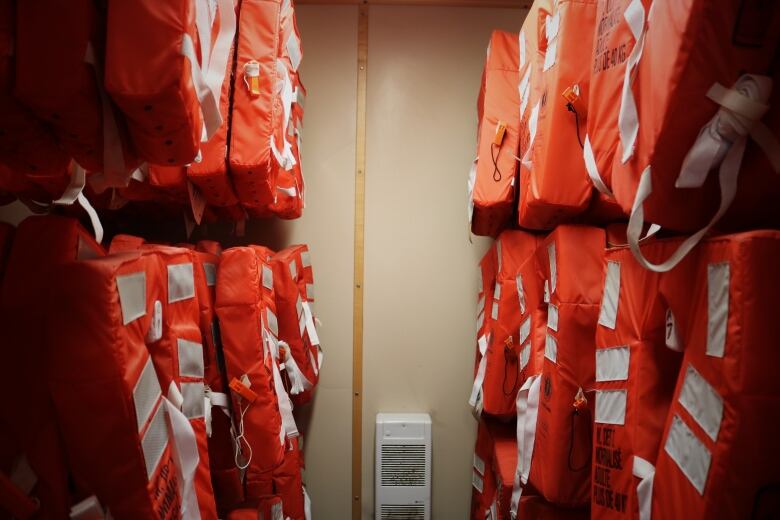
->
(0, 5), (525, 519)
(362, 6), (523, 519)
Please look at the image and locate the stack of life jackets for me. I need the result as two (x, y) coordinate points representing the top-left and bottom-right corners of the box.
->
(591, 236), (694, 519)
(470, 230), (541, 418)
(0, 216), (322, 519)
(585, 0), (780, 272)
(651, 231), (780, 518)
(0, 0), (308, 234)
(468, 0), (626, 238)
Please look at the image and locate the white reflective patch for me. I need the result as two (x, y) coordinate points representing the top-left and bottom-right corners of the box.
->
(519, 316), (531, 345)
(665, 308), (682, 352)
(289, 260), (298, 280)
(548, 244), (557, 294)
(178, 339), (205, 378)
(496, 239), (503, 274)
(543, 280), (550, 303)
(133, 357), (162, 431)
(168, 263), (195, 303)
(595, 389), (627, 425)
(301, 251), (311, 268)
(520, 342), (531, 370)
(544, 334), (557, 363)
(297, 296), (304, 319)
(519, 66), (531, 116)
(117, 272), (147, 325)
(707, 263), (729, 358)
(547, 303), (559, 332)
(664, 415), (711, 495)
(182, 382), (205, 419)
(306, 283), (315, 300)
(145, 300), (163, 343)
(678, 365), (723, 442)
(262, 265), (274, 290)
(473, 454), (485, 476)
(477, 295), (486, 317)
(516, 274), (526, 314)
(286, 33), (302, 71)
(493, 281), (501, 301)
(141, 403), (168, 479)
(203, 263), (217, 287)
(476, 312), (485, 333)
(598, 261), (621, 330)
(491, 302), (499, 321)
(472, 471), (484, 493)
(267, 309), (279, 337)
(596, 346), (630, 382)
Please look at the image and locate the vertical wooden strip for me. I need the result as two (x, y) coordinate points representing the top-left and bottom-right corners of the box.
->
(352, 3), (368, 520)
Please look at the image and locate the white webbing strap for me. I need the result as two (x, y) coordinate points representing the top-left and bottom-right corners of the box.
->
(84, 43), (129, 188)
(279, 339), (313, 395)
(627, 75), (777, 273)
(632, 456), (655, 520)
(162, 397), (202, 520)
(510, 374), (541, 517)
(304, 486), (312, 520)
(618, 0), (647, 163)
(204, 0), (237, 95)
(518, 30), (526, 68)
(468, 335), (489, 416)
(54, 164), (104, 243)
(70, 496), (113, 520)
(265, 331), (300, 441)
(467, 157), (478, 231)
(301, 300), (320, 347)
(271, 60), (297, 171)
(583, 134), (614, 197)
(521, 101), (540, 169)
(204, 388), (231, 437)
(181, 34), (222, 141)
(542, 11), (560, 72)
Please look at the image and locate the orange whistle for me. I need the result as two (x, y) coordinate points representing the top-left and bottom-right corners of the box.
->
(229, 377), (257, 403)
(493, 121), (507, 146)
(244, 60), (261, 97)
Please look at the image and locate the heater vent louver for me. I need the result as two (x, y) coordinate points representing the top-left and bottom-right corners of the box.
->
(380, 503), (425, 520)
(380, 445), (426, 487)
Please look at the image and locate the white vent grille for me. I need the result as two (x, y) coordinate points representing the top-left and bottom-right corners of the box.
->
(380, 504), (425, 519)
(380, 445), (426, 487)
(375, 413), (431, 519)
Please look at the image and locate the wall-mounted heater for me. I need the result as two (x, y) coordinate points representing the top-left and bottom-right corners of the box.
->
(375, 413), (432, 520)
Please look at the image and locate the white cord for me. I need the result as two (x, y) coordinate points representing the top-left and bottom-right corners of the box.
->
(233, 400), (252, 470)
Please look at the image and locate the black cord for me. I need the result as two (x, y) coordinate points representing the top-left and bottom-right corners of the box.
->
(491, 142), (502, 182)
(568, 406), (592, 472)
(566, 102), (584, 150)
(502, 344), (520, 396)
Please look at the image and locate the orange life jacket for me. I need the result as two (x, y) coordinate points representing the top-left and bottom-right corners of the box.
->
(652, 230), (780, 519)
(0, 216), (105, 519)
(469, 31), (520, 238)
(591, 237), (695, 520)
(215, 246), (297, 500)
(471, 231), (541, 418)
(526, 225), (604, 507)
(602, 0), (780, 272)
(105, 0), (235, 166)
(519, 0), (609, 230)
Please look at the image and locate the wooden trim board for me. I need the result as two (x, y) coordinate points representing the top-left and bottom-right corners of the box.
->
(352, 4), (368, 520)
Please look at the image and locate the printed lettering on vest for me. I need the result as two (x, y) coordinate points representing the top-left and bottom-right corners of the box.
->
(593, 424), (628, 513)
